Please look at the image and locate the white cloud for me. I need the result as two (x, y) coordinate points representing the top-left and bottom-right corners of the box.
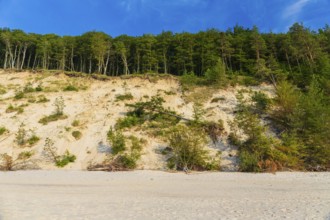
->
(282, 0), (313, 19)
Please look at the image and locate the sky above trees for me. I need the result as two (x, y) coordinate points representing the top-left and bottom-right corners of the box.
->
(0, 0), (329, 36)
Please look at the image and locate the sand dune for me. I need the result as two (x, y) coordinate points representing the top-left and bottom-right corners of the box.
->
(0, 171), (329, 220)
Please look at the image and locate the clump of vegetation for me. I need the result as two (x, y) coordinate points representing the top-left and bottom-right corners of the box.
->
(107, 128), (126, 155)
(0, 151), (35, 171)
(230, 91), (301, 172)
(71, 120), (80, 127)
(204, 58), (228, 87)
(0, 84), (6, 94)
(43, 138), (76, 167)
(14, 90), (25, 99)
(6, 104), (24, 114)
(89, 129), (145, 171)
(39, 96), (67, 125)
(36, 95), (49, 103)
(0, 153), (13, 170)
(165, 124), (220, 171)
(15, 123), (40, 147)
(23, 82), (35, 93)
(115, 93), (133, 101)
(211, 97), (226, 103)
(251, 91), (271, 113)
(63, 84), (79, 92)
(55, 150), (77, 167)
(72, 130), (82, 140)
(0, 126), (7, 135)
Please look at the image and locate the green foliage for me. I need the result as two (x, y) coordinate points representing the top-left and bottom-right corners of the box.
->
(0, 126), (7, 135)
(55, 150), (76, 167)
(15, 123), (27, 146)
(72, 130), (82, 140)
(39, 114), (68, 125)
(5, 104), (24, 114)
(27, 135), (40, 146)
(71, 120), (80, 127)
(115, 115), (141, 129)
(36, 95), (49, 103)
(205, 58), (227, 86)
(14, 90), (25, 99)
(63, 84), (79, 91)
(115, 93), (133, 101)
(210, 97), (225, 103)
(166, 124), (220, 171)
(107, 128), (126, 155)
(251, 91), (271, 113)
(17, 151), (34, 160)
(180, 72), (201, 87)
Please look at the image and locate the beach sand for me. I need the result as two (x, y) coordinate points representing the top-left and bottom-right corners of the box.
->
(0, 171), (329, 220)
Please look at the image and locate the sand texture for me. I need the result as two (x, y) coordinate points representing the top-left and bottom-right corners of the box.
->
(0, 171), (329, 220)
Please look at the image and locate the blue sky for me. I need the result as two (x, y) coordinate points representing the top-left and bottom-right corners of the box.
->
(0, 0), (329, 36)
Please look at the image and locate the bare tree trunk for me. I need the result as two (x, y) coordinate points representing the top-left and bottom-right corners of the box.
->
(20, 44), (28, 70)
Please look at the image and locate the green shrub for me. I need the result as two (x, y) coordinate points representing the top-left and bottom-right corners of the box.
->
(55, 150), (76, 167)
(14, 90), (25, 99)
(211, 97), (225, 103)
(107, 128), (126, 155)
(0, 127), (7, 136)
(17, 151), (34, 160)
(205, 58), (227, 86)
(23, 83), (35, 93)
(72, 130), (82, 140)
(36, 95), (49, 103)
(27, 135), (40, 146)
(115, 93), (133, 101)
(39, 114), (68, 125)
(166, 124), (220, 171)
(251, 91), (271, 113)
(63, 84), (79, 91)
(35, 83), (43, 92)
(239, 150), (260, 172)
(115, 115), (141, 129)
(5, 104), (24, 114)
(71, 120), (80, 127)
(15, 123), (27, 145)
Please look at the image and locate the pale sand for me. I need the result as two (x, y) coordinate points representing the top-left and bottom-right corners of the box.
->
(0, 171), (329, 220)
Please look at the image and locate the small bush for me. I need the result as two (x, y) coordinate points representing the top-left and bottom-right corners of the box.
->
(107, 128), (126, 155)
(0, 126), (7, 135)
(0, 153), (13, 171)
(71, 120), (80, 127)
(211, 97), (226, 103)
(27, 135), (40, 146)
(14, 90), (25, 99)
(39, 114), (68, 125)
(15, 123), (27, 145)
(17, 151), (34, 160)
(35, 83), (43, 92)
(6, 104), (24, 114)
(72, 130), (82, 140)
(55, 150), (76, 167)
(36, 95), (49, 103)
(63, 84), (79, 92)
(252, 91), (271, 113)
(23, 83), (35, 93)
(166, 124), (220, 171)
(115, 115), (141, 129)
(115, 93), (133, 101)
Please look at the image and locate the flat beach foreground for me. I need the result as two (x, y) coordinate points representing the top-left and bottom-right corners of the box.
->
(0, 171), (329, 220)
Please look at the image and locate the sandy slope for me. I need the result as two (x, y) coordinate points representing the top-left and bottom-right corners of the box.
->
(0, 71), (274, 171)
(0, 171), (329, 220)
